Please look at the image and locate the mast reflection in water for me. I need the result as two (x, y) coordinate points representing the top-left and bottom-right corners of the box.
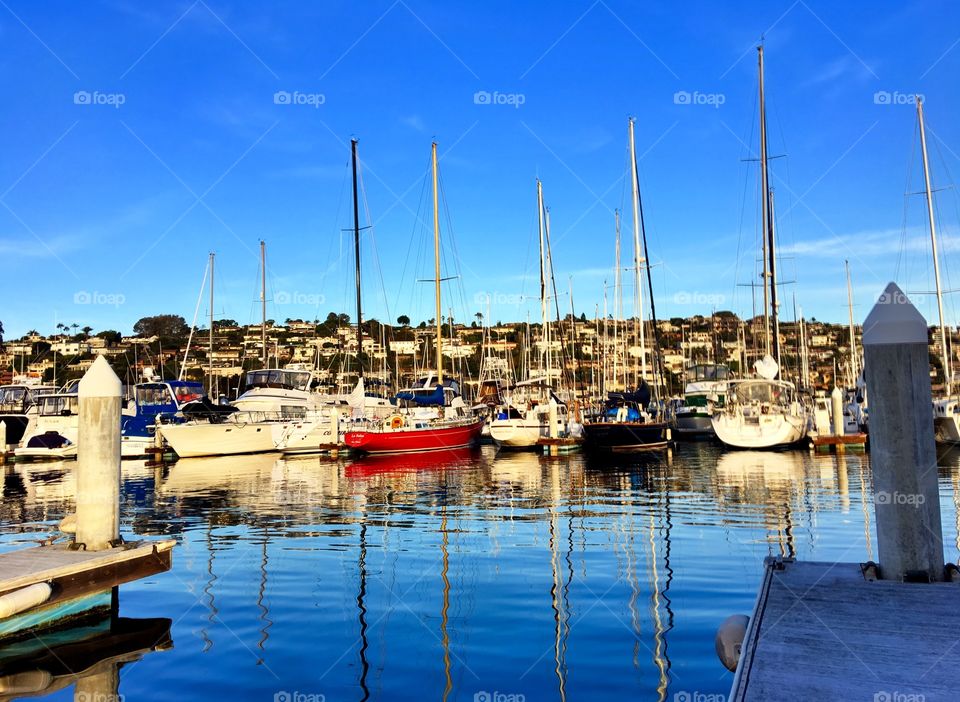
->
(4, 444), (960, 701)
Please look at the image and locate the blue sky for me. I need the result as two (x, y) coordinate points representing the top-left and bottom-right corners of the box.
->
(2, 0), (960, 337)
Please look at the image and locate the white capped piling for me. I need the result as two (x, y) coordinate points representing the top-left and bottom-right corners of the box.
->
(831, 386), (844, 436)
(862, 282), (944, 581)
(0, 420), (6, 451)
(76, 355), (122, 551)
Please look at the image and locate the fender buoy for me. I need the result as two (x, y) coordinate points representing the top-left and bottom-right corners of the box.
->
(715, 613), (749, 672)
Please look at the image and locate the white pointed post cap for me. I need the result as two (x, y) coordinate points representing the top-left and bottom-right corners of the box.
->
(78, 354), (122, 398)
(862, 282), (929, 346)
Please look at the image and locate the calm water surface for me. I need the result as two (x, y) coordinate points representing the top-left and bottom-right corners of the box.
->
(4, 443), (960, 701)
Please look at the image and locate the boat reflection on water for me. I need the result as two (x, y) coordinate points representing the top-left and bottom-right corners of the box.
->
(0, 592), (171, 701)
(345, 446), (481, 478)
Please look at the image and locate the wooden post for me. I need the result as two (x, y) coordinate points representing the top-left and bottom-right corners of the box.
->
(863, 282), (944, 581)
(831, 386), (844, 436)
(76, 355), (122, 551)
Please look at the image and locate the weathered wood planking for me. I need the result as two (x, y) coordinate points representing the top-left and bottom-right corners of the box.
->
(0, 541), (175, 605)
(731, 560), (960, 702)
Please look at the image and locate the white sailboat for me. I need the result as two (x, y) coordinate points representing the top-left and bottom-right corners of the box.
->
(711, 45), (809, 450)
(490, 179), (569, 448)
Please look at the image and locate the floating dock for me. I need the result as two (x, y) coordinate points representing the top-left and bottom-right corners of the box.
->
(809, 432), (868, 451)
(0, 540), (175, 639)
(730, 558), (960, 702)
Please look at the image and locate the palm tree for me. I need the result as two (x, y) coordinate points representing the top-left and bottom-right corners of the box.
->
(82, 326), (93, 339)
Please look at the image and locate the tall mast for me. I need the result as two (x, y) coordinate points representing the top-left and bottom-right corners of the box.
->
(544, 205), (554, 380)
(432, 142), (443, 384)
(768, 187), (781, 371)
(758, 45), (772, 361)
(208, 252), (215, 399)
(260, 240), (267, 368)
(845, 260), (858, 386)
(918, 98), (950, 394)
(351, 139), (364, 378)
(614, 209), (621, 389)
(537, 179), (548, 378)
(628, 118), (648, 384)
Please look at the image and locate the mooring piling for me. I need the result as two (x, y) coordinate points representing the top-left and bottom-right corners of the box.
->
(862, 282), (944, 582)
(75, 355), (122, 552)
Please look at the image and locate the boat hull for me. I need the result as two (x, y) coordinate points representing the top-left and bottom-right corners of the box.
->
(344, 419), (484, 455)
(674, 411), (715, 436)
(711, 412), (807, 449)
(158, 421), (278, 458)
(583, 421), (670, 452)
(489, 421), (544, 449)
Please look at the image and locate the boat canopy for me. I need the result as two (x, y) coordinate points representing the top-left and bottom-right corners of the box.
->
(244, 369), (312, 392)
(728, 379), (796, 405)
(688, 364), (731, 382)
(396, 384), (445, 406)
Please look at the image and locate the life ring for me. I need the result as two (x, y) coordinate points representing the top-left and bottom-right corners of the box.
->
(388, 415), (404, 430)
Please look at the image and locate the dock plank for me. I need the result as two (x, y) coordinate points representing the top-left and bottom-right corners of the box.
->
(0, 540), (175, 596)
(732, 560), (960, 702)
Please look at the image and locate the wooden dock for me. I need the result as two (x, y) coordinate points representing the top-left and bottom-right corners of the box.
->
(0, 540), (175, 639)
(731, 558), (960, 701)
(810, 432), (868, 451)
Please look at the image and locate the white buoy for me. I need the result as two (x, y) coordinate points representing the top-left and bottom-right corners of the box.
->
(0, 582), (53, 619)
(59, 513), (77, 534)
(831, 386), (844, 436)
(0, 670), (54, 695)
(715, 614), (749, 672)
(76, 355), (122, 551)
(863, 282), (944, 581)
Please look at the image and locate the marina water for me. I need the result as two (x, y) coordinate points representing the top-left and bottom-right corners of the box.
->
(5, 444), (960, 701)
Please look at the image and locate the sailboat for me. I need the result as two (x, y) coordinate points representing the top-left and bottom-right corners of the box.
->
(909, 100), (960, 444)
(489, 179), (570, 449)
(343, 142), (484, 455)
(583, 117), (670, 452)
(711, 45), (809, 450)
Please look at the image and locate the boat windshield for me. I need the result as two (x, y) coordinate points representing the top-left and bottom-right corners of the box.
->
(39, 395), (79, 416)
(137, 384), (175, 406)
(692, 365), (731, 381)
(245, 370), (312, 392)
(730, 381), (793, 405)
(0, 386), (27, 411)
